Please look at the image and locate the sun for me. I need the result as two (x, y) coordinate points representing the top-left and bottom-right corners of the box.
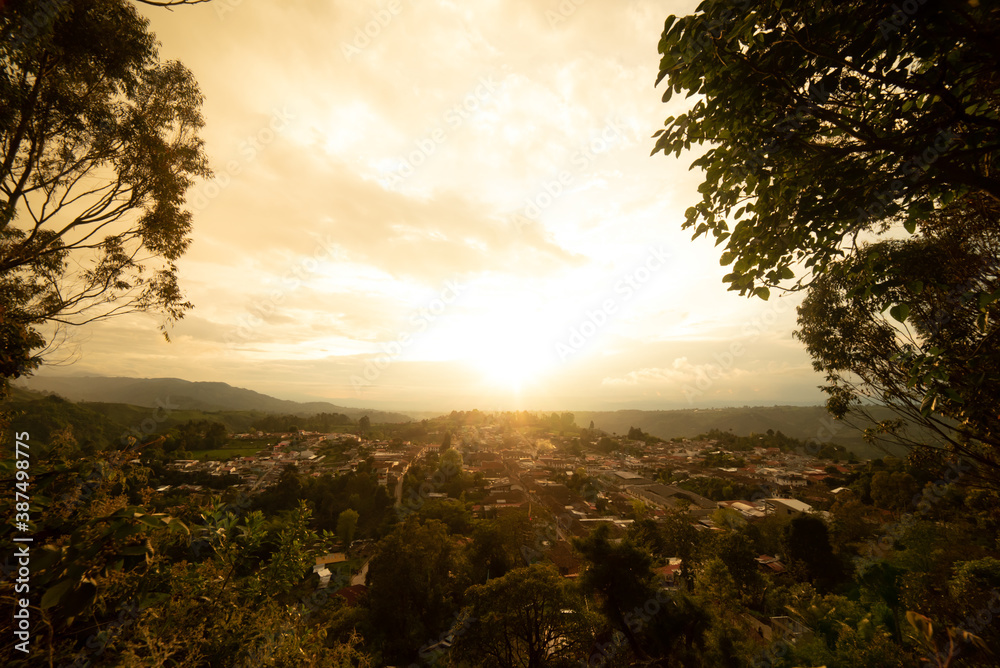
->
(464, 318), (556, 392)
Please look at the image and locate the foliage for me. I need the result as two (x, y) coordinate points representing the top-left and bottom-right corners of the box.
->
(783, 515), (847, 592)
(250, 412), (355, 433)
(465, 510), (534, 584)
(653, 0), (999, 296)
(0, 0), (211, 366)
(336, 508), (359, 548)
(452, 563), (594, 668)
(795, 196), (1000, 483)
(251, 465), (391, 537)
(654, 0), (1000, 486)
(573, 524), (660, 659)
(364, 517), (468, 663)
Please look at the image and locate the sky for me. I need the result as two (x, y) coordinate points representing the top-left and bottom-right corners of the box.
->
(38, 0), (828, 412)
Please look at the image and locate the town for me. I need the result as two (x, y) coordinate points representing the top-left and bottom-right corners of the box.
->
(154, 411), (862, 591)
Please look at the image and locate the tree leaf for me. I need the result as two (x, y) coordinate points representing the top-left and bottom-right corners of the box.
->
(41, 578), (75, 609)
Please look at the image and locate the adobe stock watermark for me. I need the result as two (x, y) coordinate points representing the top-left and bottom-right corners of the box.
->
(734, 78), (836, 182)
(214, 0), (245, 19)
(340, 0), (411, 61)
(878, 0), (931, 39)
(119, 397), (179, 448)
(224, 234), (340, 350)
(411, 609), (477, 666)
(187, 107), (295, 213)
(384, 77), (500, 189)
(668, 0), (754, 62)
(545, 0), (588, 28)
(512, 117), (630, 233)
(582, 589), (676, 667)
(682, 296), (792, 403)
(60, 600), (141, 668)
(351, 279), (467, 393)
(555, 246), (670, 361)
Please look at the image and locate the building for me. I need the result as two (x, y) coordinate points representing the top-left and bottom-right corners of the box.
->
(763, 498), (814, 517)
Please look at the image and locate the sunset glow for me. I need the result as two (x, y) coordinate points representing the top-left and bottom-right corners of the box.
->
(36, 0), (825, 411)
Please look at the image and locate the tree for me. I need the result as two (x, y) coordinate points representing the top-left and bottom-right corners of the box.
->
(336, 508), (359, 548)
(795, 197), (1000, 483)
(358, 415), (370, 435)
(452, 564), (593, 668)
(466, 521), (519, 584)
(696, 557), (739, 609)
(0, 291), (43, 401)
(440, 430), (452, 452)
(783, 515), (845, 592)
(660, 509), (702, 583)
(653, 1), (1000, 482)
(573, 524), (659, 659)
(440, 446), (463, 475)
(715, 530), (764, 606)
(870, 470), (918, 514)
(0, 0), (211, 378)
(653, 0), (999, 298)
(365, 517), (466, 663)
(414, 497), (472, 534)
(947, 557), (1000, 618)
(830, 497), (875, 552)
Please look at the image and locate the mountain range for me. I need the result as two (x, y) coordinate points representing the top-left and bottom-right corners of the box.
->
(14, 375), (912, 458)
(15, 375), (414, 424)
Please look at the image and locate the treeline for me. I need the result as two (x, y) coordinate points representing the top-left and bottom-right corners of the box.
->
(250, 411), (355, 433)
(675, 475), (759, 502)
(699, 428), (859, 461)
(436, 409), (578, 431)
(250, 463), (393, 537)
(627, 425), (664, 444)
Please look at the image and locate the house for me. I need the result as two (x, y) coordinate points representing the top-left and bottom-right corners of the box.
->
(654, 558), (683, 587)
(763, 498), (813, 517)
(545, 540), (583, 577)
(755, 555), (786, 574)
(312, 553), (346, 589)
(334, 584), (367, 606)
(315, 553), (347, 568)
(718, 500), (766, 520)
(624, 483), (716, 511)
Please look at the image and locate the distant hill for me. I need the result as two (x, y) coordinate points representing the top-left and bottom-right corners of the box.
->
(3, 387), (126, 449)
(14, 375), (414, 424)
(574, 405), (914, 459)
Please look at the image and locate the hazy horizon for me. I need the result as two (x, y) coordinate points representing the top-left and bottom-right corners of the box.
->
(18, 371), (831, 416)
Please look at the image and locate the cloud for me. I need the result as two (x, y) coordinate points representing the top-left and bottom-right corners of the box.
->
(46, 0), (831, 411)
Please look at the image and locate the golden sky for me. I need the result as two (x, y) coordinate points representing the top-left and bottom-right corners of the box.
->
(46, 0), (824, 412)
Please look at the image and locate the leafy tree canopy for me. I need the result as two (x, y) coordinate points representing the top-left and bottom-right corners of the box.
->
(653, 0), (999, 298)
(0, 0), (211, 382)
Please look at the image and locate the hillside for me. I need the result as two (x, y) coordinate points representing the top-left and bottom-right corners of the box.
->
(574, 405), (914, 459)
(14, 375), (414, 423)
(3, 387), (126, 450)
